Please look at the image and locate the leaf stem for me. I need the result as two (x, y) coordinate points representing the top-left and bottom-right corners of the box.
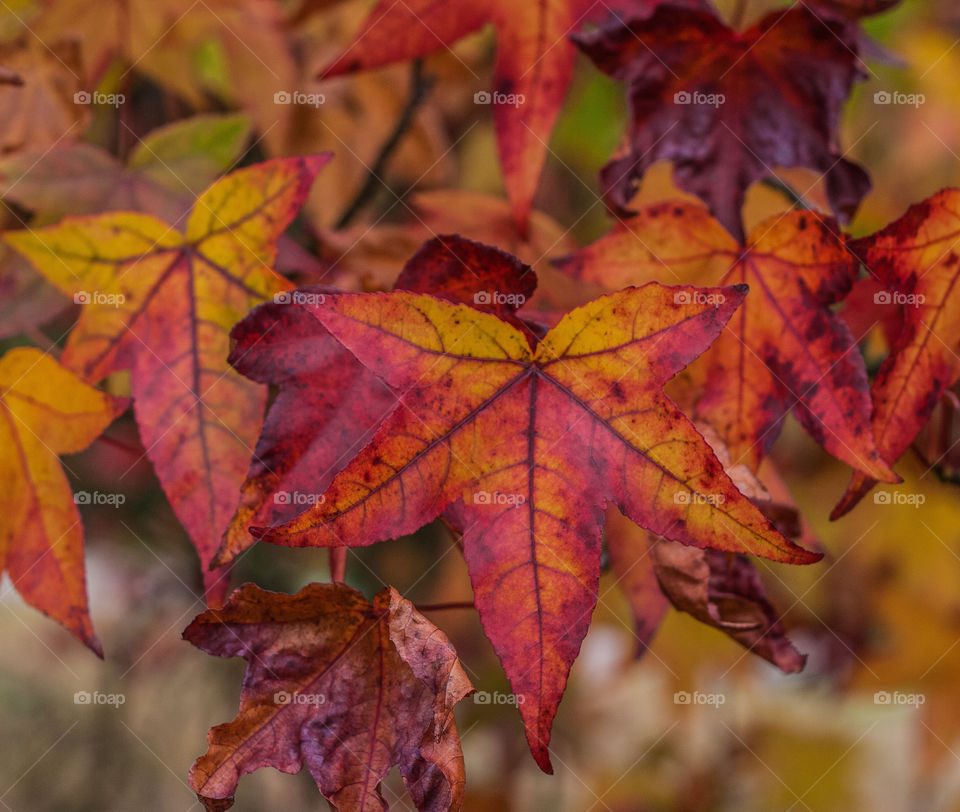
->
(96, 432), (143, 457)
(335, 59), (433, 229)
(414, 601), (475, 612)
(329, 548), (346, 583)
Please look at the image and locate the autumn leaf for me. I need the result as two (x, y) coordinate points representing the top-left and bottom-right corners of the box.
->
(217, 285), (396, 567)
(5, 155), (329, 600)
(0, 114), (252, 223)
(572, 3), (871, 240)
(652, 542), (806, 672)
(556, 201), (898, 480)
(607, 507), (806, 673)
(0, 39), (87, 156)
(319, 0), (680, 230)
(834, 189), (960, 518)
(606, 422), (806, 671)
(0, 347), (125, 653)
(185, 582), (473, 811)
(250, 280), (819, 771)
(0, 244), (68, 340)
(219, 235), (533, 566)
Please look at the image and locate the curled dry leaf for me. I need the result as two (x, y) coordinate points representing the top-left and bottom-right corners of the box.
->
(606, 422), (806, 672)
(185, 582), (473, 811)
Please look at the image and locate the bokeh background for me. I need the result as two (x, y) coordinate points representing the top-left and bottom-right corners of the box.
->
(2, 0), (960, 809)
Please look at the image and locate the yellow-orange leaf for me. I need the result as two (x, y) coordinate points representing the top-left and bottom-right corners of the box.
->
(558, 202), (898, 481)
(0, 347), (125, 653)
(5, 156), (329, 600)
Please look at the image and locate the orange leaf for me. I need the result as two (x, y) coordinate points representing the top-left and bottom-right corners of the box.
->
(557, 201), (899, 481)
(5, 156), (329, 600)
(0, 347), (125, 653)
(251, 281), (819, 771)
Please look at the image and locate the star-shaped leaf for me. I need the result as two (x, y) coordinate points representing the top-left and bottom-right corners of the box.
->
(251, 280), (819, 770)
(320, 0), (686, 230)
(556, 201), (898, 480)
(5, 155), (329, 600)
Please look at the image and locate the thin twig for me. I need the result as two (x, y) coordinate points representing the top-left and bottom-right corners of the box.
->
(24, 327), (61, 358)
(414, 601), (475, 612)
(335, 60), (433, 229)
(329, 548), (347, 583)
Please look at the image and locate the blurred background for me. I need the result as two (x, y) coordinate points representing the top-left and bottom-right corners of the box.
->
(2, 0), (960, 809)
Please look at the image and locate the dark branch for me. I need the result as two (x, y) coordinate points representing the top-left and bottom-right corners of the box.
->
(335, 60), (433, 229)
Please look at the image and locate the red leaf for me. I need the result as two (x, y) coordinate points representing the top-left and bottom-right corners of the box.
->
(320, 0), (686, 230)
(217, 286), (397, 566)
(249, 276), (819, 771)
(218, 234), (536, 564)
(834, 190), (960, 516)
